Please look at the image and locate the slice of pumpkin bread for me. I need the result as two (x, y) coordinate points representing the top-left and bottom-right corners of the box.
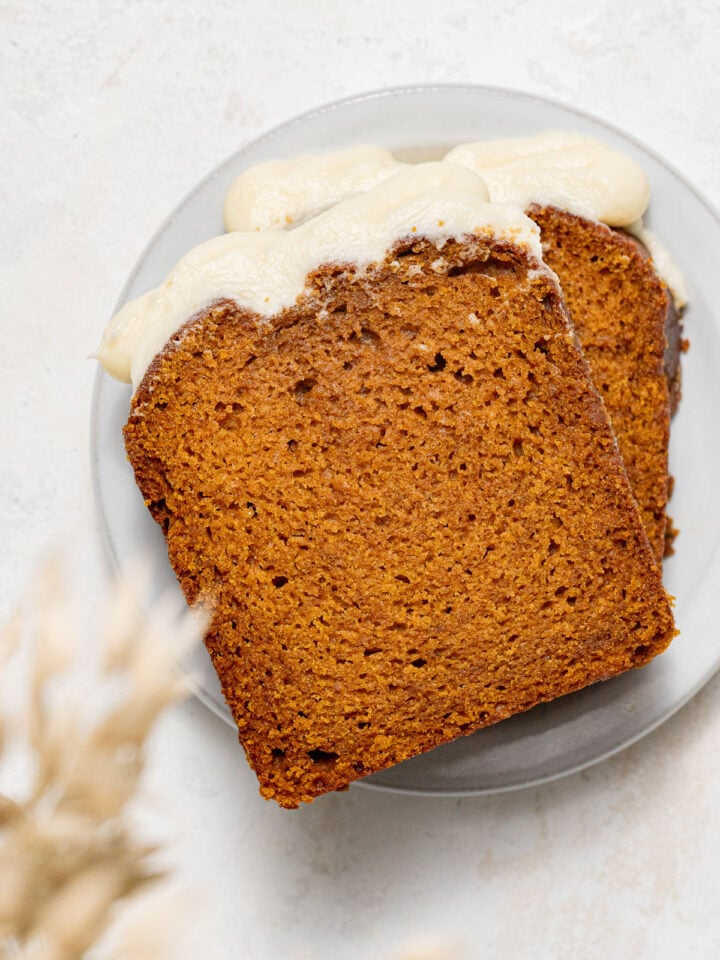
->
(225, 137), (685, 562)
(102, 165), (676, 807)
(527, 204), (676, 562)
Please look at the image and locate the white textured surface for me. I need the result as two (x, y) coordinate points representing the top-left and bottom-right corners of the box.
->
(3, 2), (720, 958)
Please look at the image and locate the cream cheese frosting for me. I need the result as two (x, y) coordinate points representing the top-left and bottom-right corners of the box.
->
(626, 220), (689, 309)
(443, 133), (650, 226)
(223, 133), (650, 232)
(223, 144), (405, 232)
(221, 134), (686, 308)
(98, 162), (541, 388)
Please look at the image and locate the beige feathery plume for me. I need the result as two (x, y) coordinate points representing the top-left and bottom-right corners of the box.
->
(0, 558), (202, 960)
(391, 941), (466, 960)
(0, 559), (464, 960)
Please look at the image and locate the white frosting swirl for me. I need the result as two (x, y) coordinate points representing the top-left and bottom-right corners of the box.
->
(222, 134), (685, 308)
(444, 133), (650, 226)
(98, 163), (541, 388)
(223, 144), (405, 232)
(223, 133), (650, 232)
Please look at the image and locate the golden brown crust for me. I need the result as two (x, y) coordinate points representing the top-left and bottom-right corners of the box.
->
(528, 206), (676, 563)
(126, 236), (675, 807)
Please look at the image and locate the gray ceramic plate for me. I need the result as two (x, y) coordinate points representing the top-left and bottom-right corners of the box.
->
(91, 84), (720, 797)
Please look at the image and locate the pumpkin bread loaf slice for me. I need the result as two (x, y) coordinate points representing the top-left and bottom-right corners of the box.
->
(102, 165), (676, 807)
(526, 204), (678, 561)
(226, 138), (685, 562)
(445, 137), (684, 562)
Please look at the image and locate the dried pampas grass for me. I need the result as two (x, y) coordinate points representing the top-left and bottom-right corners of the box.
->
(0, 560), (464, 960)
(0, 559), (200, 960)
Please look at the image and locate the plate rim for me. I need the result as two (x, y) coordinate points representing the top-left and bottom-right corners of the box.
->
(90, 82), (720, 799)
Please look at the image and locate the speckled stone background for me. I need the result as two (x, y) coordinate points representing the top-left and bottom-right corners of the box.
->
(3, 2), (720, 957)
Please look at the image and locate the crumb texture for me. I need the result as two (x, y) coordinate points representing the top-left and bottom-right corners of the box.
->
(530, 206), (675, 562)
(125, 237), (675, 807)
